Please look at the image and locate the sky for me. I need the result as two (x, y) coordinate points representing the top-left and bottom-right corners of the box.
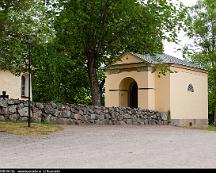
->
(163, 0), (198, 59)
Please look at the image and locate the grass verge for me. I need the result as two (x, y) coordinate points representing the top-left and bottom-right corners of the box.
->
(183, 125), (216, 132)
(0, 121), (63, 136)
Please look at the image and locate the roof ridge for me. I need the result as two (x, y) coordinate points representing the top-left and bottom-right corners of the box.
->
(131, 52), (205, 71)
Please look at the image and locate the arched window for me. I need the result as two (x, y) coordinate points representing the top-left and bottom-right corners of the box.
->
(21, 75), (26, 96)
(188, 84), (194, 92)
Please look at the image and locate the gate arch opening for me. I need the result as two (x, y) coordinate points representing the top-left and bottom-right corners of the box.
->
(119, 77), (138, 108)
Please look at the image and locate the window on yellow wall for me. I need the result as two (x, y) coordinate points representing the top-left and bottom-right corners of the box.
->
(188, 84), (194, 92)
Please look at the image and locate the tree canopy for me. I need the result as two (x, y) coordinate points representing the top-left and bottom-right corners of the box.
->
(0, 0), (184, 105)
(56, 0), (182, 105)
(184, 0), (216, 124)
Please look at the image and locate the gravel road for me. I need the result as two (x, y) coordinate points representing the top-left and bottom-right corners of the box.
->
(1, 125), (216, 168)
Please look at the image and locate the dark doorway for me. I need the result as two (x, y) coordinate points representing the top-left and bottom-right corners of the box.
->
(128, 81), (138, 108)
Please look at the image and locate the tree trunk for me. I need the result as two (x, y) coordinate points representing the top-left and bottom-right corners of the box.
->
(86, 52), (101, 106)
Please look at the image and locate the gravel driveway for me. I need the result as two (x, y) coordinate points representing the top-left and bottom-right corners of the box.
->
(1, 125), (216, 168)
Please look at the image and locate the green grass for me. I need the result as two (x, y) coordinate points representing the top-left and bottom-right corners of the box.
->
(203, 125), (216, 132)
(183, 125), (216, 132)
(0, 121), (63, 136)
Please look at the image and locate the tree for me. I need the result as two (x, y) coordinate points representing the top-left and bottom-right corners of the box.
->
(183, 0), (216, 124)
(0, 0), (59, 74)
(0, 0), (27, 36)
(31, 42), (91, 104)
(55, 0), (181, 105)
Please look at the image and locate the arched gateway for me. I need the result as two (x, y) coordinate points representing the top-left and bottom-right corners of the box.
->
(119, 77), (138, 108)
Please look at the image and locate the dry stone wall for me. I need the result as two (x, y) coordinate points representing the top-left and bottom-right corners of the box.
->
(0, 98), (168, 125)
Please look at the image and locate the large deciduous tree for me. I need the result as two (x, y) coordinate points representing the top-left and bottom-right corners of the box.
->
(56, 0), (181, 105)
(183, 0), (216, 124)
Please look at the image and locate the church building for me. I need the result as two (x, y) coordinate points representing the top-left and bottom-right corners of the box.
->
(105, 52), (208, 128)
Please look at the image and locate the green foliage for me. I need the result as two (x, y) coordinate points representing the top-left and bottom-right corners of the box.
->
(184, 0), (216, 124)
(31, 42), (91, 104)
(0, 0), (57, 74)
(1, 0), (183, 105)
(55, 0), (182, 104)
(0, 0), (91, 104)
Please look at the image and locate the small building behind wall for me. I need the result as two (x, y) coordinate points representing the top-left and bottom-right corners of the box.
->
(105, 52), (208, 128)
(0, 70), (32, 100)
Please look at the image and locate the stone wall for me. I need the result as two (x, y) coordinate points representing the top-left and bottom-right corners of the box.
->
(0, 98), (168, 125)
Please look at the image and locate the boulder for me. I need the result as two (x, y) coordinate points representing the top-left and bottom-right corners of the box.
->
(74, 114), (81, 120)
(18, 107), (28, 117)
(90, 114), (96, 120)
(44, 104), (55, 115)
(0, 99), (7, 108)
(0, 107), (8, 115)
(9, 114), (19, 121)
(8, 105), (17, 114)
(0, 115), (5, 121)
(35, 102), (44, 109)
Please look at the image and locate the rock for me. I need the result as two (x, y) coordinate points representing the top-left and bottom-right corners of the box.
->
(35, 102), (44, 109)
(32, 114), (41, 123)
(95, 109), (101, 114)
(62, 110), (71, 118)
(98, 114), (105, 120)
(124, 114), (130, 119)
(53, 110), (60, 117)
(33, 110), (42, 117)
(7, 100), (14, 105)
(8, 105), (17, 114)
(13, 99), (21, 105)
(0, 107), (8, 115)
(18, 103), (24, 110)
(44, 104), (55, 115)
(126, 119), (132, 124)
(18, 107), (28, 117)
(74, 114), (81, 120)
(144, 119), (149, 125)
(105, 114), (111, 119)
(75, 120), (81, 125)
(9, 114), (19, 121)
(56, 118), (67, 124)
(20, 116), (28, 121)
(49, 116), (58, 124)
(0, 115), (5, 121)
(78, 110), (84, 115)
(0, 99), (7, 108)
(95, 119), (100, 125)
(120, 121), (126, 125)
(90, 114), (96, 120)
(44, 114), (52, 123)
(132, 121), (138, 125)
(51, 102), (57, 109)
(71, 107), (76, 113)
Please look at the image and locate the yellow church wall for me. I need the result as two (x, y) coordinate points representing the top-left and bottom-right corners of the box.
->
(105, 70), (149, 108)
(113, 53), (144, 65)
(169, 66), (208, 121)
(155, 69), (170, 112)
(0, 70), (32, 100)
(0, 70), (22, 99)
(147, 70), (155, 110)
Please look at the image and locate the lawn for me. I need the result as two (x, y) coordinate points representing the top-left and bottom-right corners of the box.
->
(0, 121), (63, 136)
